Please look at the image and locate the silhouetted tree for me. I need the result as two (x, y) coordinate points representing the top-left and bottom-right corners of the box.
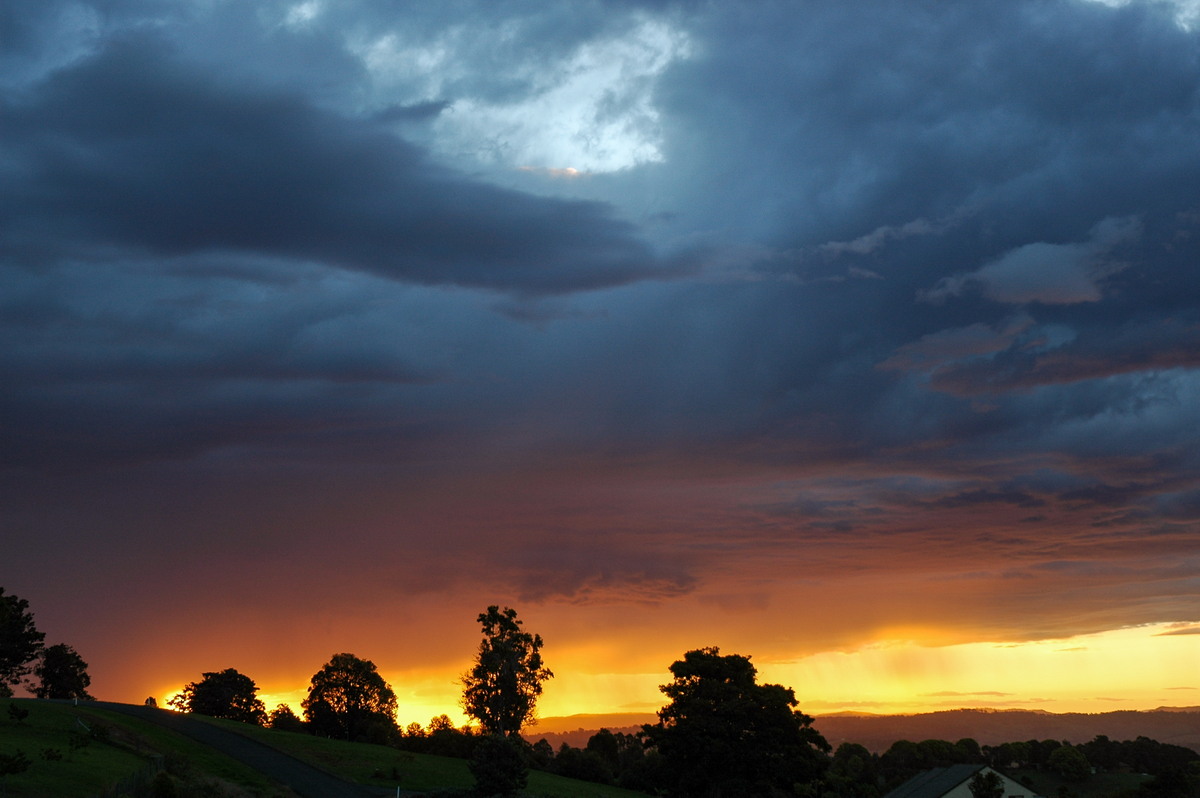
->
(917, 739), (961, 767)
(0, 588), (44, 697)
(1080, 735), (1120, 771)
(470, 733), (527, 797)
(881, 739), (923, 785)
(429, 713), (455, 733)
(268, 703), (306, 733)
(421, 715), (477, 758)
(826, 742), (881, 798)
(33, 644), (93, 700)
(1122, 736), (1199, 775)
(169, 668), (266, 724)
(1048, 744), (1090, 782)
(461, 606), (553, 737)
(983, 741), (1021, 769)
(554, 743), (613, 784)
(969, 769), (1004, 798)
(1139, 761), (1200, 797)
(586, 728), (620, 773)
(529, 738), (555, 769)
(1030, 738), (1062, 769)
(302, 653), (397, 742)
(956, 738), (983, 763)
(643, 647), (830, 797)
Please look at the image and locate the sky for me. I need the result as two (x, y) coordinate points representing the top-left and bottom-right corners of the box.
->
(3, 0), (1200, 728)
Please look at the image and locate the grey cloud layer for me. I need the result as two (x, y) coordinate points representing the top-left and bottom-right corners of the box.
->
(4, 0), (1200, 638)
(2, 34), (667, 294)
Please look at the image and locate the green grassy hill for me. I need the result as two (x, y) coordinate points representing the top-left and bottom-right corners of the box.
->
(193, 715), (650, 797)
(0, 699), (285, 797)
(0, 699), (650, 797)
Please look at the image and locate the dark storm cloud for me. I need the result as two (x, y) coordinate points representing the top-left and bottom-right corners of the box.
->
(622, 0), (1200, 474)
(1, 35), (669, 295)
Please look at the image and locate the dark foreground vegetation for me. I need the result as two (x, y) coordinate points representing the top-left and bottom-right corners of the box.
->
(4, 586), (1198, 796)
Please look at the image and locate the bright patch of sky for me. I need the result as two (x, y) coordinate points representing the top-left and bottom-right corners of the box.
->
(355, 17), (691, 174)
(283, 0), (321, 29)
(1083, 0), (1200, 29)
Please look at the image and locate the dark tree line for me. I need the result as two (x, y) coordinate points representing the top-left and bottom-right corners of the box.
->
(0, 587), (93, 700)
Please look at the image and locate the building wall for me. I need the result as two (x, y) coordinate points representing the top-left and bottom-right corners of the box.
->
(942, 768), (1038, 798)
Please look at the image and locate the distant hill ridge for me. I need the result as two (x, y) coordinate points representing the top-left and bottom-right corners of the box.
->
(527, 707), (1200, 753)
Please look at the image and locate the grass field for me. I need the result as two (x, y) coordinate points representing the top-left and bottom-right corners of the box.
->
(1, 700), (650, 797)
(199, 716), (652, 797)
(0, 699), (149, 798)
(0, 699), (290, 797)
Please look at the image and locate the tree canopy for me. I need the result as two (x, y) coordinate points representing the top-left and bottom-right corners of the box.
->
(643, 647), (830, 797)
(302, 652), (397, 742)
(461, 605), (553, 737)
(0, 588), (45, 697)
(168, 668), (266, 724)
(33, 643), (93, 700)
(1048, 743), (1091, 782)
(969, 769), (1004, 798)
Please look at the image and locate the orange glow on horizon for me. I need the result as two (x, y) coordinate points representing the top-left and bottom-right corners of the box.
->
(181, 622), (1200, 729)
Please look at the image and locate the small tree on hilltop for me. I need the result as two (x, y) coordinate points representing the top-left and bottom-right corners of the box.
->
(302, 653), (398, 742)
(34, 644), (94, 700)
(461, 605), (553, 738)
(0, 588), (45, 697)
(169, 668), (266, 725)
(268, 703), (306, 733)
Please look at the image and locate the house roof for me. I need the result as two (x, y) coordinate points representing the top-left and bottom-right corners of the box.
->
(884, 764), (987, 798)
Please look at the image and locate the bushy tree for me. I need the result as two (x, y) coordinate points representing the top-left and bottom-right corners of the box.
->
(1048, 744), (1090, 782)
(470, 733), (528, 797)
(0, 749), (32, 786)
(643, 647), (830, 797)
(0, 588), (44, 696)
(33, 644), (93, 700)
(969, 769), (1004, 798)
(586, 728), (620, 773)
(826, 742), (881, 798)
(268, 703), (306, 733)
(554, 743), (612, 784)
(956, 738), (983, 763)
(528, 738), (554, 770)
(168, 668), (266, 725)
(461, 606), (553, 737)
(1139, 761), (1200, 797)
(302, 653), (397, 742)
